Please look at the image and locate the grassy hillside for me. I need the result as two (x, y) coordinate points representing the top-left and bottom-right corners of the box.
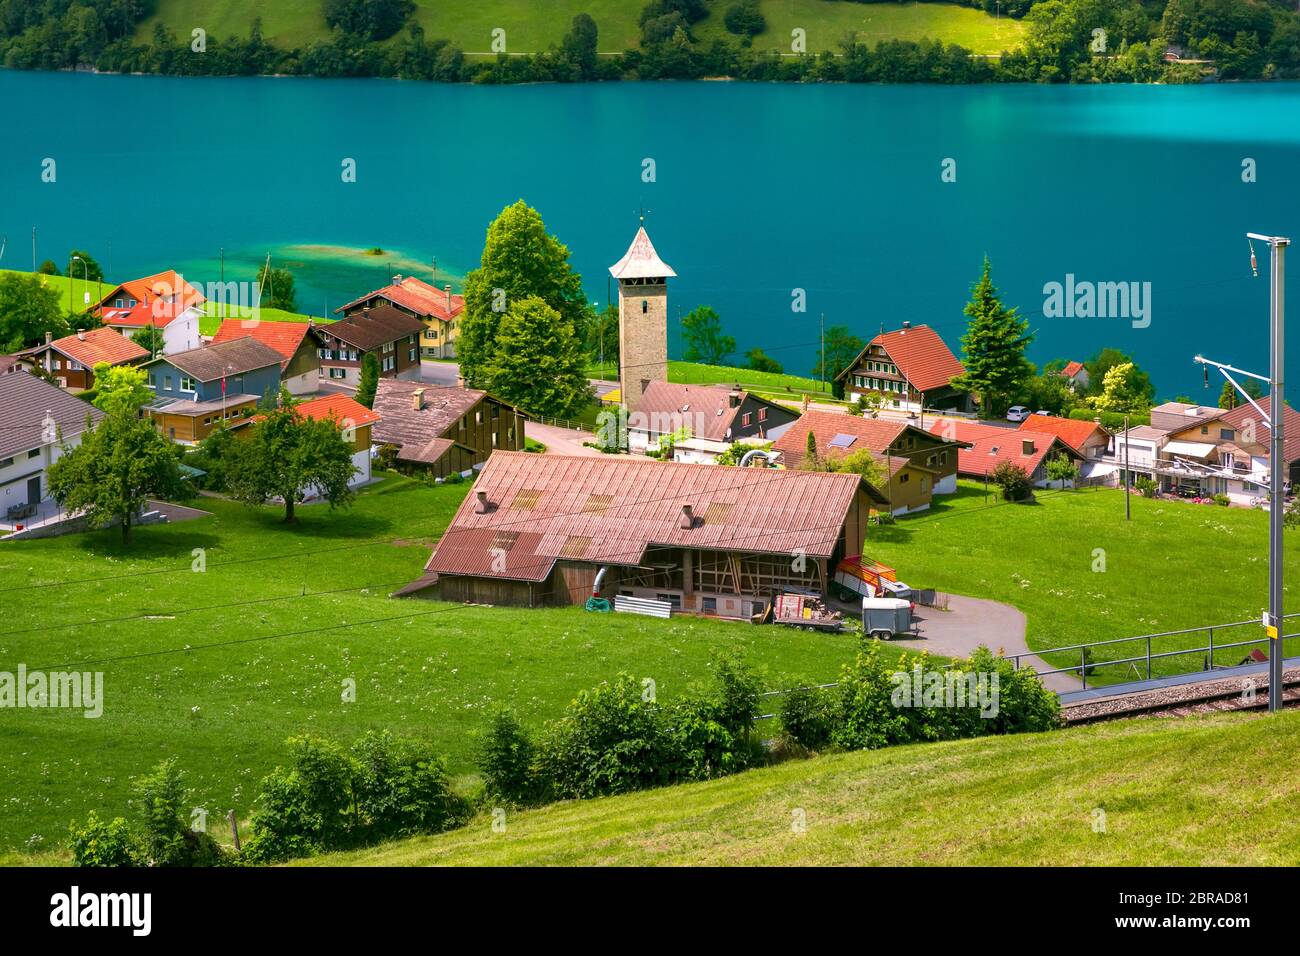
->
(135, 0), (1024, 56)
(317, 709), (1300, 866)
(868, 483), (1300, 682)
(695, 0), (1027, 55)
(0, 475), (880, 853)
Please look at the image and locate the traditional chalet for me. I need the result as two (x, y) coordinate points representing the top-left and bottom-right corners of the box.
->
(370, 380), (525, 479)
(14, 328), (148, 391)
(1058, 361), (1089, 392)
(338, 275), (464, 360)
(143, 338), (284, 443)
(1018, 414), (1110, 461)
(836, 322), (970, 414)
(929, 419), (1083, 487)
(288, 394), (380, 488)
(0, 373), (104, 526)
(94, 270), (204, 355)
(312, 306), (424, 386)
(626, 382), (798, 454)
(211, 319), (320, 395)
(396, 452), (889, 615)
(772, 409), (967, 512)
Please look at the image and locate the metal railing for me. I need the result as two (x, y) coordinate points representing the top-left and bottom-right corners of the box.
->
(1004, 614), (1300, 689)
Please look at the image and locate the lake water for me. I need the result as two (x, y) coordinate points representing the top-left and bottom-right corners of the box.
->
(5, 69), (1300, 395)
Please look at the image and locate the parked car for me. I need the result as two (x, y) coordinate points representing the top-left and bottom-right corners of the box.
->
(1034, 409), (1052, 417)
(1006, 405), (1030, 422)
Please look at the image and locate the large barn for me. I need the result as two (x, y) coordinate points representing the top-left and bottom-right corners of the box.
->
(397, 451), (888, 618)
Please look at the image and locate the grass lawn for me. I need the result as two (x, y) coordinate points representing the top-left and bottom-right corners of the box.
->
(695, 0), (1027, 56)
(589, 359), (832, 398)
(0, 475), (878, 854)
(316, 708), (1300, 866)
(1, 269), (111, 317)
(135, 0), (1022, 56)
(869, 481), (1300, 682)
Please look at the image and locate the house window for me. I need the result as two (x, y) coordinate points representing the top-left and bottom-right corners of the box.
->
(164, 375), (172, 389)
(148, 374), (157, 387)
(702, 597), (717, 613)
(114, 298), (124, 308)
(476, 410), (483, 425)
(330, 368), (346, 380)
(0, 457), (12, 467)
(1201, 426), (1208, 435)
(382, 342), (394, 354)
(758, 408), (767, 422)
(900, 472), (910, 483)
(491, 405), (500, 419)
(655, 592), (682, 609)
(741, 413), (752, 426)
(1220, 428), (1235, 441)
(28, 449), (40, 459)
(642, 300), (648, 313)
(180, 377), (195, 391)
(409, 348), (416, 362)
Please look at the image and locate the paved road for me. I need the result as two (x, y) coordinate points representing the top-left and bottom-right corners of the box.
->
(887, 593), (1082, 693)
(525, 421), (601, 456)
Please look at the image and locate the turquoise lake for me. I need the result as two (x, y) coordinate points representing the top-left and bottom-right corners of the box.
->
(5, 69), (1300, 394)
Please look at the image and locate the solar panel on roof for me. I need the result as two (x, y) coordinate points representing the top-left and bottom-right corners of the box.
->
(829, 434), (858, 448)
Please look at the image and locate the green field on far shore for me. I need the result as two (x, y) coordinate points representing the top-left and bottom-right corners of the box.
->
(135, 0), (1025, 56)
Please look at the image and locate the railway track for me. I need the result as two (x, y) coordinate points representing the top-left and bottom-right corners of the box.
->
(1062, 667), (1300, 724)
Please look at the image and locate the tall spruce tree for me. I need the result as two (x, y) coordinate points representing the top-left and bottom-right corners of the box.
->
(950, 257), (1033, 416)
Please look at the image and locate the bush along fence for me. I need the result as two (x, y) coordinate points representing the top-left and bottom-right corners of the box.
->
(68, 645), (1059, 865)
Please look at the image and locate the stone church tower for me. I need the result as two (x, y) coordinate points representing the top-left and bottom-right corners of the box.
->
(609, 222), (675, 408)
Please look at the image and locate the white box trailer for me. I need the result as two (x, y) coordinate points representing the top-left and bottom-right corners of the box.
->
(862, 597), (914, 640)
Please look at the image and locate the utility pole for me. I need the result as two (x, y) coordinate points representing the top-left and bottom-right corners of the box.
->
(1124, 414), (1130, 520)
(1194, 230), (1289, 713)
(820, 313), (826, 395)
(219, 247), (225, 319)
(31, 226), (36, 272)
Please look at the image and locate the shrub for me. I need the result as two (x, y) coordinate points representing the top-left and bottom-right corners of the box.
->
(533, 673), (674, 799)
(131, 759), (222, 867)
(243, 735), (355, 863)
(349, 731), (469, 841)
(69, 811), (140, 867)
(375, 443), (400, 471)
(965, 647), (1062, 735)
(478, 710), (538, 806)
(1135, 475), (1158, 498)
(832, 642), (918, 751)
(724, 0), (766, 37)
(779, 684), (838, 750)
(665, 653), (763, 780)
(991, 461), (1034, 502)
(1214, 493), (1230, 507)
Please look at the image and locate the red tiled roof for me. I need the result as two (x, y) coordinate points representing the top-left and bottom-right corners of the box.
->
(95, 270), (206, 329)
(423, 451), (882, 583)
(927, 420), (1077, 477)
(1060, 361), (1086, 378)
(629, 382), (789, 442)
(338, 276), (464, 321)
(211, 319), (312, 370)
(1219, 399), (1300, 464)
(771, 410), (913, 468)
(1017, 414), (1109, 454)
(294, 393), (381, 428)
(836, 324), (965, 393)
(21, 327), (148, 368)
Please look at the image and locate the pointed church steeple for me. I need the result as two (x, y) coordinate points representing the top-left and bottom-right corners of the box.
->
(610, 223), (674, 409)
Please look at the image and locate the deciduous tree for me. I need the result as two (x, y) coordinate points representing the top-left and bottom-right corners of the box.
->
(681, 306), (735, 365)
(485, 296), (594, 419)
(226, 390), (357, 522)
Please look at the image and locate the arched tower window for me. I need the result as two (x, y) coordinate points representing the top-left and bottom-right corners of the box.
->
(642, 300), (648, 313)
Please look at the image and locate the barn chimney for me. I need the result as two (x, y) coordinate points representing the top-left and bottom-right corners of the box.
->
(679, 504), (695, 529)
(392, 274), (403, 285)
(474, 490), (491, 514)
(44, 331), (53, 345)
(412, 387), (425, 411)
(76, 329), (85, 341)
(444, 284), (453, 312)
(901, 320), (911, 332)
(1022, 438), (1035, 455)
(728, 390), (741, 408)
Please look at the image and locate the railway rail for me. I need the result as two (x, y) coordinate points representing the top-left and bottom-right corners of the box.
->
(1062, 666), (1300, 724)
